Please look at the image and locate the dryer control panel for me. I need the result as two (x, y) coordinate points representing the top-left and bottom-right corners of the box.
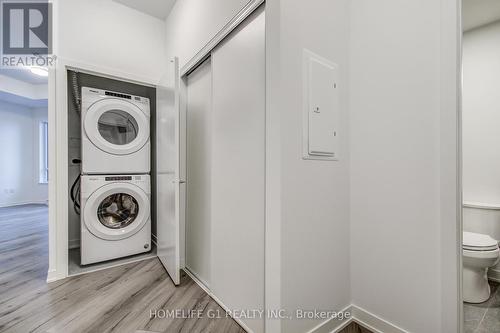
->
(105, 176), (132, 181)
(85, 87), (150, 106)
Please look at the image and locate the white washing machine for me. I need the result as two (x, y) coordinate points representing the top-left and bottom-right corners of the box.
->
(80, 174), (151, 265)
(81, 87), (150, 174)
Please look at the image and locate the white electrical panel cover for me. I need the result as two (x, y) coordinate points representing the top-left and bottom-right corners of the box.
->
(302, 49), (339, 160)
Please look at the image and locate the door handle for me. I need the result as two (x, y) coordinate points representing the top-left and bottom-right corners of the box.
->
(172, 179), (186, 184)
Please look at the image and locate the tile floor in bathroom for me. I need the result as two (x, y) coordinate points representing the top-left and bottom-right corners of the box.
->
(464, 280), (500, 333)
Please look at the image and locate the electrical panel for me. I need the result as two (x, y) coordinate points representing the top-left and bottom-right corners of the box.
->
(303, 49), (339, 161)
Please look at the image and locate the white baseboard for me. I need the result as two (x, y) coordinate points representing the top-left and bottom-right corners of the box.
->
(183, 267), (255, 333)
(184, 267), (210, 294)
(489, 268), (500, 283)
(305, 304), (353, 333)
(350, 305), (409, 333)
(50, 263), (415, 333)
(46, 268), (65, 283)
(307, 304), (409, 333)
(184, 266), (211, 290)
(185, 270), (407, 333)
(174, 274), (409, 333)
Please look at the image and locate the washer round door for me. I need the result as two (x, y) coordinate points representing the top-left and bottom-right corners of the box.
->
(84, 183), (150, 240)
(84, 98), (150, 155)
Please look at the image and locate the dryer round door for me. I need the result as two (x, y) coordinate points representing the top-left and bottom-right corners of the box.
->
(84, 183), (150, 240)
(84, 99), (150, 155)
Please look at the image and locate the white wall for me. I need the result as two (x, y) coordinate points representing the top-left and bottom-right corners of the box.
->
(463, 21), (500, 204)
(56, 0), (167, 82)
(120, 0), (459, 331)
(350, 1), (444, 332)
(0, 101), (48, 207)
(165, 2), (352, 333)
(276, 1), (351, 332)
(164, 0), (250, 68)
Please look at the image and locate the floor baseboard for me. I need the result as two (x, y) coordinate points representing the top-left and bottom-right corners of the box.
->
(183, 268), (255, 333)
(46, 268), (65, 283)
(306, 305), (353, 333)
(307, 304), (409, 333)
(350, 305), (409, 333)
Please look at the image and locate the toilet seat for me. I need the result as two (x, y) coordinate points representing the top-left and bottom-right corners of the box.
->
(463, 231), (499, 251)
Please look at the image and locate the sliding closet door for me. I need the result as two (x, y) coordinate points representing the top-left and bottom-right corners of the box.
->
(185, 59), (212, 287)
(211, 7), (265, 333)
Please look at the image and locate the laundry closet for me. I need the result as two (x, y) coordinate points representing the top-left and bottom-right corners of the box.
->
(67, 72), (158, 274)
(65, 5), (265, 333)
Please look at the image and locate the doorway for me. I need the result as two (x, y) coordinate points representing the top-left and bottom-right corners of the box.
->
(0, 67), (49, 288)
(461, 1), (500, 332)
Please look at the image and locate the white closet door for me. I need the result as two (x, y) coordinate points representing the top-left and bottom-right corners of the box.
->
(186, 59), (212, 287)
(156, 58), (183, 285)
(211, 6), (265, 333)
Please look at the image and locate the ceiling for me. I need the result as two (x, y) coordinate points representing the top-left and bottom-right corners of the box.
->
(463, 0), (500, 31)
(0, 91), (47, 108)
(0, 68), (47, 84)
(112, 0), (177, 20)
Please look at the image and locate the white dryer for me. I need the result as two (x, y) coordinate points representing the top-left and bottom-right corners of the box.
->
(81, 87), (150, 174)
(80, 174), (151, 265)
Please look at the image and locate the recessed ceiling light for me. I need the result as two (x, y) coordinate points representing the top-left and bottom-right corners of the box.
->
(30, 66), (48, 77)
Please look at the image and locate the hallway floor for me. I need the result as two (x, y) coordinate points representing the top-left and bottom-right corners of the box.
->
(0, 204), (244, 333)
(339, 322), (372, 333)
(464, 280), (500, 333)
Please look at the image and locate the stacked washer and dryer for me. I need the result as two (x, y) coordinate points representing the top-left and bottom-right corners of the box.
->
(80, 87), (151, 265)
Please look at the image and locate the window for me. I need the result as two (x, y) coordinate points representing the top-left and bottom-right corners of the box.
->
(39, 121), (48, 184)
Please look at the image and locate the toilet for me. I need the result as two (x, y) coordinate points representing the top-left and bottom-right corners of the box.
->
(463, 231), (500, 303)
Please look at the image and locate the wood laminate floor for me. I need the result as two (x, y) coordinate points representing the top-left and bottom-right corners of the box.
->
(338, 322), (372, 333)
(0, 204), (245, 333)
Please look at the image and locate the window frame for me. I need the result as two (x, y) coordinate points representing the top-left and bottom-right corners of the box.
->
(39, 121), (49, 184)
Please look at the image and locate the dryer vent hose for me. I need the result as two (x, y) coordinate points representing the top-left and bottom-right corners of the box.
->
(71, 174), (81, 215)
(70, 72), (81, 115)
